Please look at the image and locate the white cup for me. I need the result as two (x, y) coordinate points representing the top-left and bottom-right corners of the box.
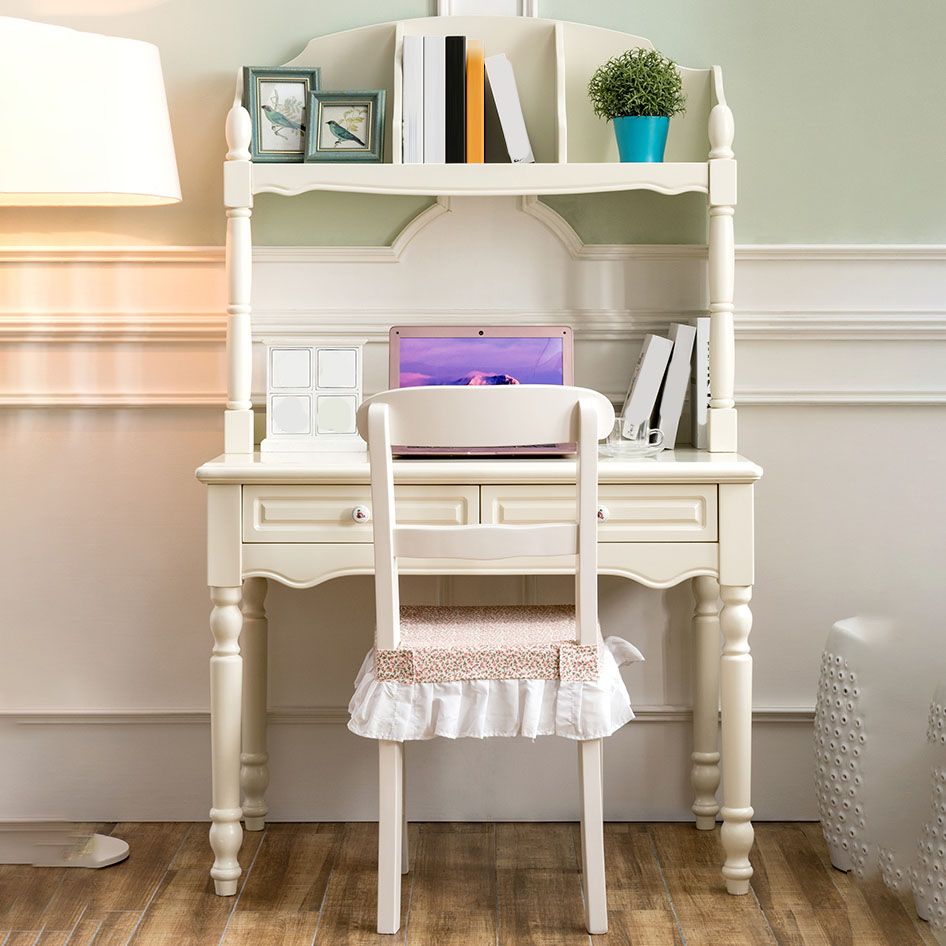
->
(604, 418), (664, 455)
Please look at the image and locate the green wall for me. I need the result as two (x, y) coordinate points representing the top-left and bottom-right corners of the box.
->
(4, 0), (944, 246)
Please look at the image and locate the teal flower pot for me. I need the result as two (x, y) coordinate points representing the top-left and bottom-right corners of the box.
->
(613, 115), (669, 162)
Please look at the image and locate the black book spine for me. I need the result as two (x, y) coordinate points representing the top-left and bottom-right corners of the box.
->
(445, 35), (467, 163)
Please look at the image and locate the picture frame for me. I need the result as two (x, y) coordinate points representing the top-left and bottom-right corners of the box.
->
(244, 66), (321, 162)
(304, 90), (386, 163)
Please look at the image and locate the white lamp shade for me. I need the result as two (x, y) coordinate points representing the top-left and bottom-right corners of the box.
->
(0, 17), (181, 206)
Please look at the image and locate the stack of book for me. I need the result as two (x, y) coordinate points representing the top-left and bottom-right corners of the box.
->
(620, 317), (711, 450)
(402, 35), (534, 165)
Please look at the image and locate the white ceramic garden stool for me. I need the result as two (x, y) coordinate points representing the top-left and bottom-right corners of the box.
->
(814, 617), (872, 874)
(815, 616), (946, 901)
(911, 683), (946, 943)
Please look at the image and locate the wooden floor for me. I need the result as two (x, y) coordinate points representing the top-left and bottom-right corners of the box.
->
(0, 822), (937, 946)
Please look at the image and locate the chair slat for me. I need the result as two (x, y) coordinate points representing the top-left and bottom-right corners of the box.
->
(395, 523), (578, 560)
(356, 385), (614, 448)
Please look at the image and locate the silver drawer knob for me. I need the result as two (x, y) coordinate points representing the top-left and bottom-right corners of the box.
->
(597, 505), (610, 523)
(351, 505), (371, 523)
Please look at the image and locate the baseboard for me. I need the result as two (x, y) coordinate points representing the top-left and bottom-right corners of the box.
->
(2, 704), (815, 726)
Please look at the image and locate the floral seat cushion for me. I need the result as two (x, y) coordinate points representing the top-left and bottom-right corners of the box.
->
(374, 605), (599, 684)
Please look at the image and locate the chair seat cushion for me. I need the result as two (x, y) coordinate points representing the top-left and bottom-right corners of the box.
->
(348, 606), (645, 741)
(376, 605), (599, 684)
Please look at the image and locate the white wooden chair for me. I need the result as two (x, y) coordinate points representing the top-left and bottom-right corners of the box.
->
(352, 384), (633, 936)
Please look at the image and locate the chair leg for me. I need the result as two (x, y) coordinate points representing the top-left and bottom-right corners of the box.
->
(401, 745), (410, 875)
(578, 738), (608, 934)
(378, 740), (403, 935)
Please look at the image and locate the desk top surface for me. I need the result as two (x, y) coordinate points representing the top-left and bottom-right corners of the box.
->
(196, 449), (763, 486)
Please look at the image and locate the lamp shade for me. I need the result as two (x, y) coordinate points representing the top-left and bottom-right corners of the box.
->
(0, 17), (181, 206)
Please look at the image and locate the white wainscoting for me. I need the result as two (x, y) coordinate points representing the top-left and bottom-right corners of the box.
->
(3, 198), (945, 820)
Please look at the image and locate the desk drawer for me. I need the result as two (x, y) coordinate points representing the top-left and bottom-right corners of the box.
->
(243, 485), (479, 543)
(482, 484), (718, 542)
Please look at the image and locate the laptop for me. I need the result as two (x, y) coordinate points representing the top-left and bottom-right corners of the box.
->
(388, 325), (575, 456)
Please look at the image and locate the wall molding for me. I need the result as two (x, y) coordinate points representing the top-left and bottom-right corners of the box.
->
(4, 238), (946, 268)
(738, 389), (946, 406)
(0, 246), (225, 264)
(10, 390), (945, 410)
(5, 309), (946, 344)
(2, 704), (815, 726)
(252, 197), (450, 264)
(251, 307), (946, 342)
(0, 313), (224, 342)
(0, 392), (225, 408)
(519, 197), (946, 262)
(3, 230), (945, 408)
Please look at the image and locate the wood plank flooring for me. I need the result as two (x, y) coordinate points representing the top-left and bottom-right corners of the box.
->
(0, 822), (936, 946)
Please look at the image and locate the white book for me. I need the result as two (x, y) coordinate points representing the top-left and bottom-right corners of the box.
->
(690, 317), (711, 449)
(402, 35), (424, 164)
(621, 334), (673, 436)
(423, 35), (445, 164)
(484, 53), (534, 163)
(654, 323), (696, 450)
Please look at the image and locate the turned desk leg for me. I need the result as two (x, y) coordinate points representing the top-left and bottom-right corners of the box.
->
(241, 577), (269, 831)
(719, 583), (754, 894)
(691, 576), (721, 830)
(209, 586), (244, 896)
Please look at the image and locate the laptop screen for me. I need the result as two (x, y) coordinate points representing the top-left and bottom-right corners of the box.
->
(397, 335), (564, 388)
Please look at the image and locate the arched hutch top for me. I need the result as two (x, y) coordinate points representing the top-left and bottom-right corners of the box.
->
(221, 15), (738, 455)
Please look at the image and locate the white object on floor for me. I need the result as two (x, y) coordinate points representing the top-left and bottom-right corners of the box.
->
(354, 385), (620, 935)
(0, 823), (129, 867)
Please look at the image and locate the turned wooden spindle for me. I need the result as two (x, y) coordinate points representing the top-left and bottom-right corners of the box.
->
(209, 585), (244, 895)
(240, 577), (269, 831)
(719, 583), (754, 894)
(691, 576), (721, 829)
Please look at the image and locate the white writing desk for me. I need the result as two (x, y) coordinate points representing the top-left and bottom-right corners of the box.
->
(196, 447), (761, 895)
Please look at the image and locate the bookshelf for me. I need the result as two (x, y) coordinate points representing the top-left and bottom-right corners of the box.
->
(222, 15), (738, 455)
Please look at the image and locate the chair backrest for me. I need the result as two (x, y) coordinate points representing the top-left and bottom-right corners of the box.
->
(356, 385), (614, 652)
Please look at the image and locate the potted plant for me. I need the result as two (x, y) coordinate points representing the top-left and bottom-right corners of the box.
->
(588, 48), (686, 162)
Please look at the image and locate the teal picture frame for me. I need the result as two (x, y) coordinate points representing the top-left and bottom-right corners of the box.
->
(244, 66), (321, 163)
(304, 90), (386, 163)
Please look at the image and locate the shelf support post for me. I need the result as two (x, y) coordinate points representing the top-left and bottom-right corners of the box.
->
(707, 67), (738, 453)
(223, 96), (254, 454)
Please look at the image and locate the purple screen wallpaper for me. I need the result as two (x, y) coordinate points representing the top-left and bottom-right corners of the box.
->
(398, 336), (564, 387)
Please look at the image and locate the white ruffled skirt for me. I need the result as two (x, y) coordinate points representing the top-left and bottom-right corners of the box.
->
(347, 636), (643, 742)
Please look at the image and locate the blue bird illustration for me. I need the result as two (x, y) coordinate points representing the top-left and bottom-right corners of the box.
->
(261, 104), (304, 138)
(326, 119), (366, 147)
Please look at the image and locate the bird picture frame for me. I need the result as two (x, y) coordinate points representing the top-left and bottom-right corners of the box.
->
(244, 66), (321, 162)
(304, 89), (386, 163)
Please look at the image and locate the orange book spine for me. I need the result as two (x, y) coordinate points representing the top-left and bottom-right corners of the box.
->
(466, 40), (484, 163)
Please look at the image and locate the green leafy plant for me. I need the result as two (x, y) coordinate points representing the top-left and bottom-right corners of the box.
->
(588, 48), (686, 121)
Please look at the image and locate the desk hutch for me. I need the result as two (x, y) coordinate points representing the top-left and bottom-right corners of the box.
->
(197, 14), (762, 899)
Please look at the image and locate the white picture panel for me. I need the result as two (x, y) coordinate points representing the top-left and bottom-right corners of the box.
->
(316, 395), (357, 434)
(271, 348), (311, 389)
(318, 348), (358, 388)
(270, 395), (311, 435)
